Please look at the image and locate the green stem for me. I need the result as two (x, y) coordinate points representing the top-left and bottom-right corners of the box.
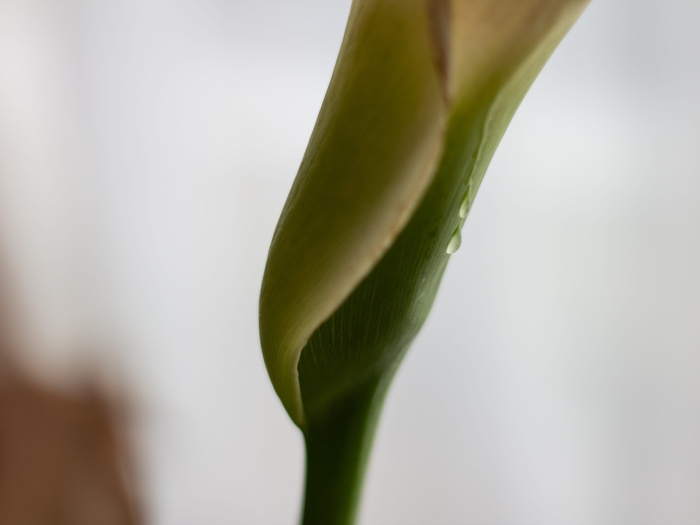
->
(300, 375), (390, 525)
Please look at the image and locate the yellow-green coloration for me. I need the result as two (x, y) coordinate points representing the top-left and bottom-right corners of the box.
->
(260, 0), (447, 428)
(261, 0), (588, 429)
(260, 1), (589, 523)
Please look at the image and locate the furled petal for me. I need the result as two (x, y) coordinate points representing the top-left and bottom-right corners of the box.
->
(260, 0), (589, 428)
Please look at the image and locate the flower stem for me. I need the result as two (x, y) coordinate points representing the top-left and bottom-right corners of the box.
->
(300, 374), (390, 525)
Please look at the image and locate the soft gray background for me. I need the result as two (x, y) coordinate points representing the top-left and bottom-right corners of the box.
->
(1, 1), (699, 524)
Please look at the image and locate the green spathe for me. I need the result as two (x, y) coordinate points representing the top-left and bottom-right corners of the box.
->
(261, 0), (447, 428)
(260, 0), (587, 428)
(261, 1), (588, 522)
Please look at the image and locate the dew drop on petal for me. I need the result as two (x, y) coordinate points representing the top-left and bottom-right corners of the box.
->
(458, 195), (470, 219)
(446, 227), (462, 254)
(459, 178), (476, 219)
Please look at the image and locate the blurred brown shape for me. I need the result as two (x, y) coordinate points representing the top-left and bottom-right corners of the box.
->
(0, 374), (141, 525)
(0, 254), (141, 524)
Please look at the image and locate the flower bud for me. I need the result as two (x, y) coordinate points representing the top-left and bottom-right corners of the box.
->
(260, 0), (589, 430)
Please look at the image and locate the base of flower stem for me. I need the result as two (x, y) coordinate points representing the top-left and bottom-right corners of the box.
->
(299, 374), (391, 525)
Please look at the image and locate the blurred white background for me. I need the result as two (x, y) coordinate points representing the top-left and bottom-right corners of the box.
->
(1, 1), (699, 524)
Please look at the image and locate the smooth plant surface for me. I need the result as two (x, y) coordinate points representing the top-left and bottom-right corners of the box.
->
(260, 1), (589, 523)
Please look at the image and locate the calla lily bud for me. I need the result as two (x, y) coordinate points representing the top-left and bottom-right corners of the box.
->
(261, 0), (587, 428)
(260, 0), (588, 522)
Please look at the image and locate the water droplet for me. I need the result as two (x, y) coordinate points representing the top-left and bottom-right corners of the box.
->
(446, 227), (461, 254)
(458, 195), (470, 219)
(459, 177), (476, 219)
